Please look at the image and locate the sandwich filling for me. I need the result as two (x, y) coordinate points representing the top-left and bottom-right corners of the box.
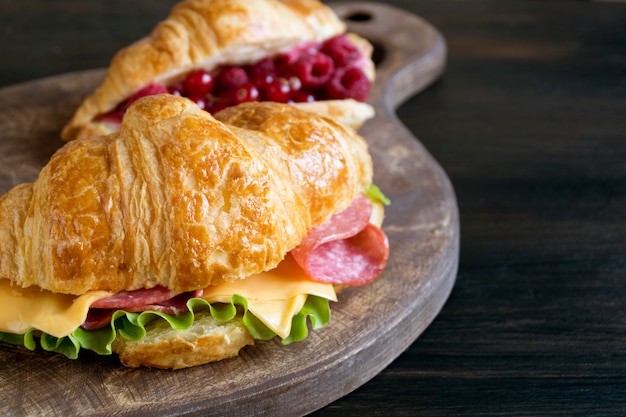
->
(96, 34), (372, 125)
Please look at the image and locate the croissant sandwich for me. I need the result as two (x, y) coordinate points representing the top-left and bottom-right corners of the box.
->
(61, 0), (376, 142)
(0, 95), (389, 369)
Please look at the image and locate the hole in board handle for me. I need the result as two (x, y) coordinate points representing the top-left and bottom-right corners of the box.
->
(344, 11), (374, 22)
(339, 10), (385, 66)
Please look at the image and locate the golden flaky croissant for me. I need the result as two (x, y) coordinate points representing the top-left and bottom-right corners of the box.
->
(0, 95), (389, 368)
(1, 95), (372, 295)
(62, 0), (376, 142)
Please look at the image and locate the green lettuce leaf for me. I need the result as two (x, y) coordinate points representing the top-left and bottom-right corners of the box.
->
(0, 295), (332, 360)
(282, 293), (331, 344)
(365, 183), (391, 206)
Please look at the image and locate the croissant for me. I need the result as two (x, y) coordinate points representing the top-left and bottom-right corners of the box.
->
(0, 95), (391, 368)
(61, 0), (376, 142)
(0, 94), (372, 295)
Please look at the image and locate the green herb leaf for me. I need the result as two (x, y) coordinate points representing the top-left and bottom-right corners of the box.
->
(365, 184), (391, 206)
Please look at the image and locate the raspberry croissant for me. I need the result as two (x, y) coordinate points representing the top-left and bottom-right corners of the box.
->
(61, 0), (376, 142)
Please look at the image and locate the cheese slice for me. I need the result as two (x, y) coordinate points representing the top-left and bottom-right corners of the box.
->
(201, 254), (337, 338)
(0, 280), (112, 338)
(202, 254), (337, 302)
(370, 201), (384, 228)
(0, 254), (336, 341)
(245, 295), (308, 339)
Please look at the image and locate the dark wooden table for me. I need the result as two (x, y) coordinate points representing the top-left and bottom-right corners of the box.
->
(2, 0), (626, 415)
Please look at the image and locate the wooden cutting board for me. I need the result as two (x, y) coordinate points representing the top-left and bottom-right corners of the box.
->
(0, 3), (457, 416)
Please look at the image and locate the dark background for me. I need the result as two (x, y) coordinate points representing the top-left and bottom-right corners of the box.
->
(1, 0), (626, 415)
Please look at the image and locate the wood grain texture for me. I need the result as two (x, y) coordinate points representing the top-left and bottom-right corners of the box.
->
(0, 3), (456, 416)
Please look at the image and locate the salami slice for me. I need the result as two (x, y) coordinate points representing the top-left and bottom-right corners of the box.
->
(82, 289), (203, 330)
(90, 286), (177, 309)
(81, 308), (116, 331)
(120, 289), (203, 314)
(292, 194), (389, 285)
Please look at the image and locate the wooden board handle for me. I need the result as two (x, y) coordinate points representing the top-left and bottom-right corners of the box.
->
(332, 2), (447, 110)
(331, 1), (447, 178)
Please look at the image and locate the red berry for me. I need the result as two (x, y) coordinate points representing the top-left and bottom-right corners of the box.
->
(262, 78), (291, 102)
(222, 82), (260, 104)
(291, 89), (315, 103)
(205, 100), (229, 114)
(321, 34), (361, 68)
(183, 69), (214, 96)
(119, 83), (168, 112)
(287, 76), (302, 92)
(187, 95), (209, 110)
(214, 67), (249, 93)
(246, 57), (276, 86)
(274, 49), (301, 75)
(254, 73), (275, 89)
(96, 109), (124, 124)
(325, 66), (371, 102)
(168, 82), (185, 96)
(290, 52), (334, 89)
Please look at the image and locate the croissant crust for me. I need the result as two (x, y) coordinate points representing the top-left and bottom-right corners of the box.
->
(0, 96), (372, 295)
(61, 0), (352, 141)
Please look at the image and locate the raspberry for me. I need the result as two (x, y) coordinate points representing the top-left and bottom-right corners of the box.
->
(291, 89), (315, 103)
(262, 78), (291, 103)
(321, 35), (361, 68)
(187, 95), (209, 111)
(290, 52), (334, 89)
(96, 110), (124, 124)
(119, 83), (168, 112)
(287, 76), (302, 92)
(221, 82), (260, 104)
(205, 100), (229, 114)
(325, 66), (371, 102)
(246, 57), (276, 86)
(167, 82), (185, 96)
(274, 49), (301, 75)
(214, 67), (250, 93)
(183, 69), (214, 96)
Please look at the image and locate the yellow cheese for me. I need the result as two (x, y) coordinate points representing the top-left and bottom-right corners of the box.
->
(370, 201), (385, 228)
(0, 254), (336, 341)
(0, 280), (112, 338)
(246, 295), (308, 339)
(202, 254), (337, 301)
(201, 254), (337, 338)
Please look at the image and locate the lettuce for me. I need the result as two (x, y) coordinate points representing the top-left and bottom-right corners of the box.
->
(365, 184), (391, 206)
(0, 295), (331, 360)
